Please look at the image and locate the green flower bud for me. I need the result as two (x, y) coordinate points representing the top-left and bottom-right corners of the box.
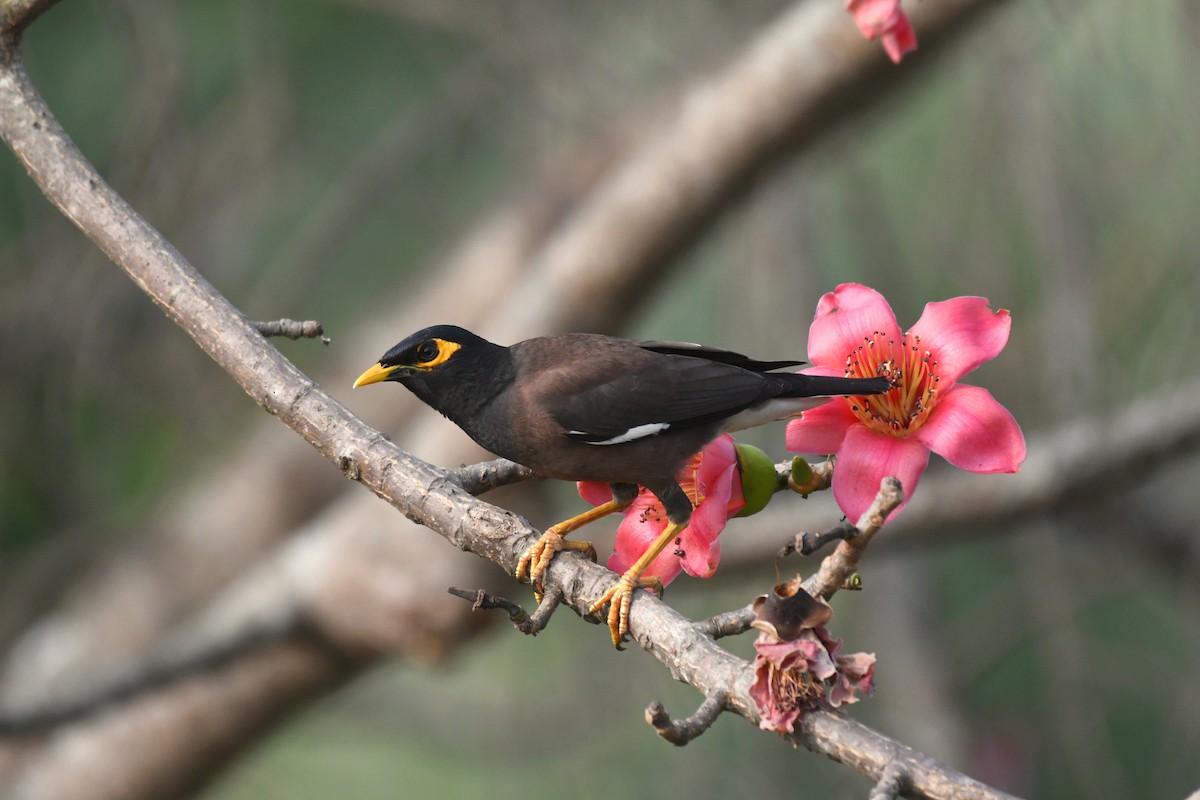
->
(789, 456), (820, 495)
(735, 442), (779, 517)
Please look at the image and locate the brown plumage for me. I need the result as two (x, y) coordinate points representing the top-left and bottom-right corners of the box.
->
(354, 324), (889, 645)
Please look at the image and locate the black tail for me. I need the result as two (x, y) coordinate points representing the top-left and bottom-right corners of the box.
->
(775, 373), (890, 398)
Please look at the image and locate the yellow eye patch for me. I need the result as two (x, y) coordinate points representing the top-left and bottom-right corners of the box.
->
(417, 338), (462, 368)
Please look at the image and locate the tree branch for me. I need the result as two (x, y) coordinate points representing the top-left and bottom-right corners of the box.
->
(646, 693), (727, 746)
(0, 0), (58, 49)
(0, 611), (310, 734)
(445, 458), (541, 495)
(251, 318), (329, 344)
(489, 0), (1010, 336)
(803, 477), (905, 600)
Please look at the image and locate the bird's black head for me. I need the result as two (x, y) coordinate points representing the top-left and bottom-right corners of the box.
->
(353, 325), (511, 419)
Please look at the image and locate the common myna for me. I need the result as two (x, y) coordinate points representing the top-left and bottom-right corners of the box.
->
(354, 325), (889, 645)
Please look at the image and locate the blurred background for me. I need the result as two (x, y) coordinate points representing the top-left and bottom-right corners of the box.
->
(2, 0), (1199, 798)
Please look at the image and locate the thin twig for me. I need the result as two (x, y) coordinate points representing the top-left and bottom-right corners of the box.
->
(448, 587), (529, 628)
(803, 478), (904, 601)
(695, 603), (757, 640)
(869, 761), (910, 800)
(446, 458), (541, 495)
(645, 692), (727, 746)
(779, 520), (857, 558)
(252, 318), (330, 344)
(521, 585), (564, 636)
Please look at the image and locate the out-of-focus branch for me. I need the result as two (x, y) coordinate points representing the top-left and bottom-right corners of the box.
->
(717, 378), (1200, 572)
(491, 0), (1009, 337)
(2, 638), (346, 800)
(886, 379), (1200, 546)
(0, 613), (306, 734)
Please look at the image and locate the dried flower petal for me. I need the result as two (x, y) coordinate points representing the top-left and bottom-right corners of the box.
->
(749, 585), (877, 733)
(750, 577), (832, 641)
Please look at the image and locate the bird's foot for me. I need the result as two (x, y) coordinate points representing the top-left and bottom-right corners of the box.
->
(588, 572), (663, 648)
(515, 500), (624, 594)
(515, 529), (596, 597)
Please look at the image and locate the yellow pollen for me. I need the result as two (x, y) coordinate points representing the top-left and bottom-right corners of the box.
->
(841, 330), (940, 436)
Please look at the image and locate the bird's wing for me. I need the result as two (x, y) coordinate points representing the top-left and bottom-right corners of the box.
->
(635, 340), (804, 372)
(544, 355), (771, 444)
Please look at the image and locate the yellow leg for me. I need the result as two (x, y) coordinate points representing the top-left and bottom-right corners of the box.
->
(589, 521), (684, 647)
(515, 500), (625, 590)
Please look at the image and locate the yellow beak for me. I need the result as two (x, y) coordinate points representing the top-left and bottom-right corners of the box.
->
(353, 362), (395, 388)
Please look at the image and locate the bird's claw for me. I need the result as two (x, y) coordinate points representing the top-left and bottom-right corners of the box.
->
(516, 529), (596, 597)
(589, 576), (635, 648)
(588, 574), (662, 648)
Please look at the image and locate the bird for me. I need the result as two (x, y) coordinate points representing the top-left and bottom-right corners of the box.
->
(353, 324), (890, 646)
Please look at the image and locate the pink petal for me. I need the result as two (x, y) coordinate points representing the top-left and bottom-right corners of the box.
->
(915, 384), (1026, 473)
(815, 625), (841, 656)
(576, 480), (613, 507)
(831, 425), (930, 521)
(786, 398), (860, 455)
(807, 284), (902, 370)
(801, 364), (849, 379)
(829, 652), (876, 706)
(687, 492), (729, 549)
(609, 499), (684, 587)
(837, 651), (877, 685)
(678, 536), (720, 579)
(908, 297), (1011, 386)
(696, 434), (743, 513)
(800, 633), (838, 680)
(678, 492), (732, 579)
(880, 15), (917, 63)
(609, 495), (663, 564)
(845, 0), (903, 36)
(699, 432), (737, 470)
(750, 659), (803, 733)
(680, 500), (725, 574)
(845, 0), (917, 63)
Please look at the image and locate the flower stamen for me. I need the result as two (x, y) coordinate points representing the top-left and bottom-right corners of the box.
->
(841, 331), (940, 437)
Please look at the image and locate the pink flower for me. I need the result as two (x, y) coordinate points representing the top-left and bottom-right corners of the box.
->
(577, 433), (745, 587)
(786, 283), (1025, 521)
(846, 0), (917, 63)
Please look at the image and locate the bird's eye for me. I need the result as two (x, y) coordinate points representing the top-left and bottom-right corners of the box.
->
(415, 340), (440, 363)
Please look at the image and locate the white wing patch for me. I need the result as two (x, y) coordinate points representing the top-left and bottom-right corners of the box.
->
(570, 422), (671, 445)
